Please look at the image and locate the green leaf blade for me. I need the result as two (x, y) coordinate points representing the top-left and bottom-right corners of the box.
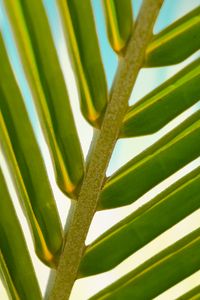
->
(0, 34), (63, 268)
(102, 0), (133, 54)
(80, 166), (200, 276)
(3, 0), (84, 198)
(145, 6), (200, 67)
(121, 58), (200, 137)
(177, 285), (200, 300)
(90, 228), (200, 300)
(0, 167), (42, 300)
(99, 111), (200, 209)
(58, 0), (108, 126)
(0, 252), (20, 300)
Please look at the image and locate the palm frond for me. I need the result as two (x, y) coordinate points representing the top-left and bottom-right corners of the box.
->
(80, 166), (200, 276)
(102, 0), (133, 54)
(4, 0), (84, 198)
(0, 0), (199, 299)
(58, 0), (108, 126)
(0, 167), (42, 300)
(0, 33), (63, 267)
(145, 6), (200, 66)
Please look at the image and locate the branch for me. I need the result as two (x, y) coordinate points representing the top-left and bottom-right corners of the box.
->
(48, 0), (164, 299)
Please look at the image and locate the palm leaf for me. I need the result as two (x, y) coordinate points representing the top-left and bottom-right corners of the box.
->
(80, 166), (200, 275)
(99, 111), (200, 209)
(102, 0), (133, 54)
(3, 0), (84, 198)
(121, 58), (200, 137)
(145, 6), (200, 66)
(57, 0), (108, 126)
(0, 0), (199, 299)
(0, 167), (42, 300)
(90, 228), (200, 299)
(177, 285), (200, 300)
(0, 33), (63, 268)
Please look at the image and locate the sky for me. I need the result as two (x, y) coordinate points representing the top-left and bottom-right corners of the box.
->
(0, 0), (200, 299)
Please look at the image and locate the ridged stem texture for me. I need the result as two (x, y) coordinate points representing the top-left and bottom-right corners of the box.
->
(49, 0), (164, 299)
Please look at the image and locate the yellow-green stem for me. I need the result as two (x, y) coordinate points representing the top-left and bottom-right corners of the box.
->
(48, 1), (163, 299)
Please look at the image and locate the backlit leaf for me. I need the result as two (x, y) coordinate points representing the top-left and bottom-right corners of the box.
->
(80, 166), (200, 275)
(102, 0), (133, 54)
(57, 0), (108, 126)
(90, 228), (200, 299)
(3, 0), (84, 198)
(121, 58), (200, 137)
(145, 6), (200, 67)
(0, 167), (42, 300)
(99, 111), (200, 209)
(0, 34), (63, 267)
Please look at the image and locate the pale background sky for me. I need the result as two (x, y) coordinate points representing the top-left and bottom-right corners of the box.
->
(0, 0), (200, 299)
